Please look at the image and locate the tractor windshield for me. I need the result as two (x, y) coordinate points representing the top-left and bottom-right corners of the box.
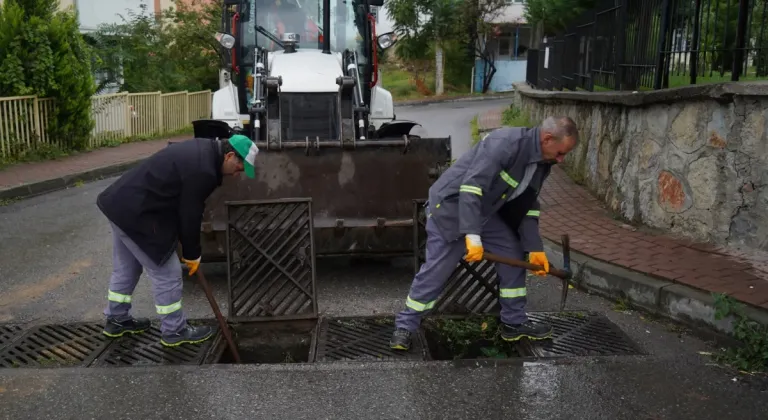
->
(240, 0), (368, 57)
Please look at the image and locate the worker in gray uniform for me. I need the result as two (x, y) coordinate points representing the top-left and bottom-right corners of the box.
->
(390, 116), (579, 351)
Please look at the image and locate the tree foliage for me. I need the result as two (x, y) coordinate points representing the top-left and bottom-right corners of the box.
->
(523, 0), (596, 34)
(0, 0), (95, 151)
(386, 0), (507, 93)
(88, 0), (222, 94)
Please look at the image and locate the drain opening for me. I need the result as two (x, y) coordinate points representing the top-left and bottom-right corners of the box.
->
(422, 316), (522, 360)
(216, 320), (316, 364)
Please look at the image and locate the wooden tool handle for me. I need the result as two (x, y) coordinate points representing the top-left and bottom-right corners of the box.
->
(196, 269), (242, 364)
(484, 252), (569, 279)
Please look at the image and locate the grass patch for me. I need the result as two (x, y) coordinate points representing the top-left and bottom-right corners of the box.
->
(381, 64), (472, 101)
(501, 106), (533, 127)
(470, 115), (480, 145)
(709, 293), (768, 373)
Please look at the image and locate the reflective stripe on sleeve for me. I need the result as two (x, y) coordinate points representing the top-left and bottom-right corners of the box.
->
(500, 171), (519, 188)
(526, 210), (541, 217)
(459, 185), (483, 196)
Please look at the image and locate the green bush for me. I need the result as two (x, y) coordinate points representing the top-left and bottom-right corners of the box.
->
(0, 0), (95, 152)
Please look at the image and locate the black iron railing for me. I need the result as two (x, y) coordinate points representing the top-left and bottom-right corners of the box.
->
(526, 0), (768, 91)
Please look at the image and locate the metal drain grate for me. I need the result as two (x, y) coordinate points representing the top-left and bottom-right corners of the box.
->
(227, 198), (318, 322)
(413, 200), (500, 315)
(93, 323), (219, 367)
(314, 317), (428, 362)
(0, 323), (110, 368)
(0, 325), (25, 352)
(523, 312), (643, 357)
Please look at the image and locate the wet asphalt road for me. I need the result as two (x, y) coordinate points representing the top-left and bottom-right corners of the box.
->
(1, 100), (767, 419)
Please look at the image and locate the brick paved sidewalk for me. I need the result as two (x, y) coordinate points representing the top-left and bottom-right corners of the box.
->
(0, 135), (190, 190)
(538, 157), (768, 311)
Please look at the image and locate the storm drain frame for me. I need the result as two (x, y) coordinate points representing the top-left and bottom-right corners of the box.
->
(0, 324), (25, 353)
(226, 198), (318, 323)
(0, 323), (111, 368)
(412, 199), (501, 315)
(92, 323), (219, 367)
(314, 316), (429, 362)
(519, 312), (644, 358)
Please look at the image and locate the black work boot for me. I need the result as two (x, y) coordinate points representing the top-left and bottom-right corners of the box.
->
(390, 328), (412, 351)
(160, 324), (214, 347)
(501, 320), (553, 342)
(103, 316), (151, 338)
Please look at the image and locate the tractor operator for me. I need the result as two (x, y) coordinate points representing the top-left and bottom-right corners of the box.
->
(96, 134), (259, 347)
(389, 116), (579, 351)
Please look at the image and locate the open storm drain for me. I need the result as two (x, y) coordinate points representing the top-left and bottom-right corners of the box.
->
(314, 317), (428, 362)
(520, 312), (643, 358)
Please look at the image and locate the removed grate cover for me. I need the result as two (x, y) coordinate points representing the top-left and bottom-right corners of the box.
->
(523, 312), (643, 358)
(0, 323), (110, 368)
(226, 199), (318, 322)
(94, 323), (219, 367)
(314, 317), (428, 362)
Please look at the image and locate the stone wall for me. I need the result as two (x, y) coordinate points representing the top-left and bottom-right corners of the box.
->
(513, 82), (768, 251)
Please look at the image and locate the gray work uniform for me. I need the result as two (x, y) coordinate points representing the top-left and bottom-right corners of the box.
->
(395, 126), (552, 331)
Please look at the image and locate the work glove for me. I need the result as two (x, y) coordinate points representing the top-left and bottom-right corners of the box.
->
(528, 251), (549, 276)
(181, 256), (201, 276)
(464, 234), (484, 262)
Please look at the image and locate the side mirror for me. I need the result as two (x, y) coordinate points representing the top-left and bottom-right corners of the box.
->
(215, 32), (236, 50)
(377, 32), (397, 50)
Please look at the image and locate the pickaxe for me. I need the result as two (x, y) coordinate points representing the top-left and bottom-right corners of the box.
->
(484, 234), (573, 311)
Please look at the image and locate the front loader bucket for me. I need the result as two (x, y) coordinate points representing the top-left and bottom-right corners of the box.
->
(199, 137), (451, 261)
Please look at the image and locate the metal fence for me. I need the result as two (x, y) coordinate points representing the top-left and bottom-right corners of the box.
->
(528, 0), (768, 91)
(0, 90), (213, 159)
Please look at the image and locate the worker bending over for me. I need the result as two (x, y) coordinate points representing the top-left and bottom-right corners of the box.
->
(97, 135), (259, 347)
(390, 116), (579, 350)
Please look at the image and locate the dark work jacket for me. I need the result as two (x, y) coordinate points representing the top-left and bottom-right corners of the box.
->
(97, 138), (224, 266)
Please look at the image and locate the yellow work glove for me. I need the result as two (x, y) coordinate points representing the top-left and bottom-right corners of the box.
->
(528, 252), (549, 276)
(182, 257), (201, 276)
(464, 234), (484, 262)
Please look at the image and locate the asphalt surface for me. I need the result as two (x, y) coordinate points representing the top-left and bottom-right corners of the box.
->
(1, 100), (767, 419)
(399, 98), (511, 159)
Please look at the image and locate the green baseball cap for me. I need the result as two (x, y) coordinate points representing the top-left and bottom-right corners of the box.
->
(227, 134), (258, 179)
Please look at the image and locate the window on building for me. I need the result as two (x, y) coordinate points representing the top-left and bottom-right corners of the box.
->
(496, 28), (529, 60)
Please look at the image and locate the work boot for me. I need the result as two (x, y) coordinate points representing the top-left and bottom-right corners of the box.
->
(500, 320), (553, 342)
(160, 324), (214, 347)
(389, 328), (412, 351)
(103, 316), (151, 338)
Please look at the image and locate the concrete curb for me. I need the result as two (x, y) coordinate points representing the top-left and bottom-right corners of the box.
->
(542, 237), (768, 335)
(0, 159), (145, 202)
(395, 93), (515, 107)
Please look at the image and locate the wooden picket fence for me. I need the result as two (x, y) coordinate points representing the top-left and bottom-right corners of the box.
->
(0, 90), (213, 159)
